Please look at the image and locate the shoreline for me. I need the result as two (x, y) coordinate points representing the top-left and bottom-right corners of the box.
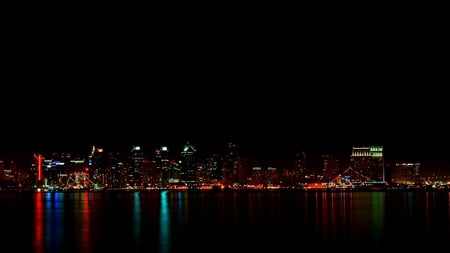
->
(1, 187), (449, 193)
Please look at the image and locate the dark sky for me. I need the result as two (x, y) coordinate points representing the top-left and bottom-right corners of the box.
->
(2, 71), (449, 174)
(1, 10), (448, 174)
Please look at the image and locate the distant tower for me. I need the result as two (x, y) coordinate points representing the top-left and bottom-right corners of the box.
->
(35, 154), (44, 182)
(33, 154), (45, 186)
(107, 152), (123, 188)
(322, 154), (339, 183)
(350, 146), (384, 182)
(180, 142), (197, 185)
(223, 142), (240, 185)
(206, 153), (222, 183)
(129, 146), (144, 187)
(155, 146), (170, 187)
(294, 151), (307, 184)
(88, 145), (107, 185)
(394, 162), (421, 186)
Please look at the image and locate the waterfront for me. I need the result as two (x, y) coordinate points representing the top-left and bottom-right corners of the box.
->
(1, 190), (449, 252)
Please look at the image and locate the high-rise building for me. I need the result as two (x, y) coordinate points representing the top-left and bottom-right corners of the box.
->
(180, 142), (197, 185)
(350, 145), (385, 182)
(128, 146), (144, 187)
(393, 162), (421, 185)
(32, 154), (45, 186)
(106, 152), (124, 188)
(223, 142), (240, 185)
(0, 160), (15, 189)
(205, 153), (222, 183)
(294, 151), (307, 184)
(155, 146), (170, 187)
(322, 154), (339, 183)
(88, 145), (107, 185)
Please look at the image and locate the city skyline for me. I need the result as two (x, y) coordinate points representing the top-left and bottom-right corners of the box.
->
(1, 5), (447, 252)
(1, 139), (449, 176)
(2, 48), (448, 174)
(2, 0), (448, 182)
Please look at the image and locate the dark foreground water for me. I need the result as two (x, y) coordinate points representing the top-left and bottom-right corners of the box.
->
(1, 190), (449, 252)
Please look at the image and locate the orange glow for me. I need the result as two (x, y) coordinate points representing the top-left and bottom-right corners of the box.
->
(81, 192), (91, 253)
(199, 185), (213, 190)
(304, 183), (327, 189)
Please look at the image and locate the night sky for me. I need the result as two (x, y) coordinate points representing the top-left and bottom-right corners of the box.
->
(2, 73), (448, 174)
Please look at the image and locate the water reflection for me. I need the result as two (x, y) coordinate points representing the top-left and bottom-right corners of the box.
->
(370, 192), (384, 243)
(159, 190), (171, 253)
(80, 192), (90, 253)
(46, 193), (64, 253)
(21, 190), (450, 252)
(133, 192), (141, 252)
(33, 193), (65, 253)
(33, 193), (43, 253)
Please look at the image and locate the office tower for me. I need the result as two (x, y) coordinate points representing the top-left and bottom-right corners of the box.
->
(155, 146), (170, 187)
(180, 142), (197, 186)
(394, 162), (420, 186)
(223, 142), (240, 185)
(322, 154), (339, 183)
(106, 152), (124, 188)
(294, 151), (307, 184)
(267, 166), (279, 186)
(0, 160), (16, 189)
(205, 153), (222, 183)
(128, 145), (144, 187)
(350, 145), (385, 182)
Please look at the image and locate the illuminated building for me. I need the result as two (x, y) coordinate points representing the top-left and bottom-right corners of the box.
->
(267, 166), (279, 186)
(88, 145), (107, 185)
(223, 142), (240, 185)
(105, 152), (123, 188)
(196, 153), (222, 185)
(350, 146), (385, 182)
(294, 151), (307, 184)
(0, 160), (14, 181)
(0, 160), (17, 189)
(205, 153), (222, 183)
(251, 166), (264, 185)
(393, 162), (420, 185)
(128, 145), (144, 187)
(180, 142), (197, 186)
(155, 146), (170, 187)
(322, 154), (339, 183)
(33, 154), (44, 183)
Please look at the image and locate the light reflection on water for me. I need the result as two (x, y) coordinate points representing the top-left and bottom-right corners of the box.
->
(1, 190), (449, 252)
(133, 192), (141, 253)
(33, 192), (43, 253)
(159, 190), (170, 253)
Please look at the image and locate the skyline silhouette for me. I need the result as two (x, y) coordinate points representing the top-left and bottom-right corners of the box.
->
(1, 137), (449, 177)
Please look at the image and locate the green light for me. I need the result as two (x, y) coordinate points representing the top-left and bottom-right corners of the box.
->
(370, 146), (383, 152)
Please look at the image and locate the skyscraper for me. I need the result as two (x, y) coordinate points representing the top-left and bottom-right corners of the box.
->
(393, 162), (421, 185)
(128, 146), (144, 187)
(350, 145), (385, 182)
(223, 142), (240, 185)
(155, 146), (170, 187)
(180, 142), (197, 186)
(322, 154), (339, 183)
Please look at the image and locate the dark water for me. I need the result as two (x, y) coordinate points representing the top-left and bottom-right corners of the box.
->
(1, 190), (449, 252)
